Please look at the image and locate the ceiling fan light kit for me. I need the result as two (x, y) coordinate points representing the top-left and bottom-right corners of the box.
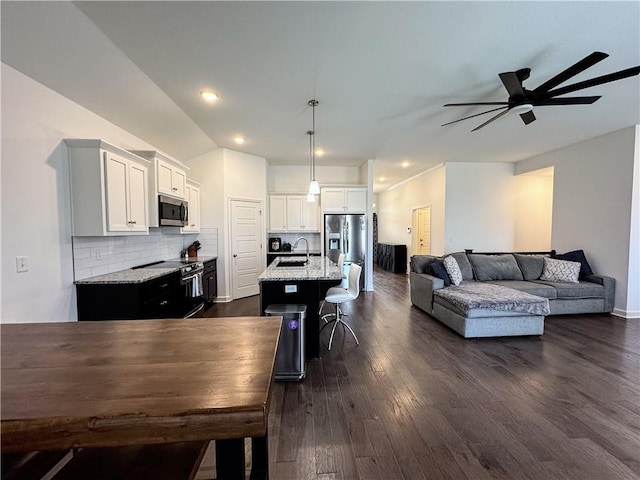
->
(442, 51), (640, 131)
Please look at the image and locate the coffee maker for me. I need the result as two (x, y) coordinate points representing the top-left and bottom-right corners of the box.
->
(269, 237), (281, 252)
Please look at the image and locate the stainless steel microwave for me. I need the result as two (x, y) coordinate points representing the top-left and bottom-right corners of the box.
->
(159, 195), (188, 226)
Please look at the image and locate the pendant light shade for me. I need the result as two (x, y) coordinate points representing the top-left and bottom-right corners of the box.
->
(308, 180), (320, 195)
(307, 99), (319, 201)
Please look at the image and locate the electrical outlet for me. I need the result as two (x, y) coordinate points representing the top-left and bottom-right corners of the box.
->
(16, 256), (28, 273)
(95, 248), (103, 261)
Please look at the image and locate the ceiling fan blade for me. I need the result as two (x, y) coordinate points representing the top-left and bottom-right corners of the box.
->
(441, 106), (508, 126)
(499, 72), (525, 98)
(544, 66), (640, 97)
(471, 108), (510, 132)
(534, 96), (601, 106)
(443, 102), (509, 106)
(520, 110), (536, 125)
(532, 51), (609, 95)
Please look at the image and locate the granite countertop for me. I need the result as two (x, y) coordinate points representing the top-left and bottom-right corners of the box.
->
(259, 256), (342, 282)
(75, 256), (217, 285)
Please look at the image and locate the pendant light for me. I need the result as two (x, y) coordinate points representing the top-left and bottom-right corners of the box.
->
(307, 99), (320, 201)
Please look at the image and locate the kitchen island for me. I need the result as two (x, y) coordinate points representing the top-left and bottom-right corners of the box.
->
(259, 256), (342, 359)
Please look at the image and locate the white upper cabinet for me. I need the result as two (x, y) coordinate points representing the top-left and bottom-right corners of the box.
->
(157, 159), (187, 198)
(181, 180), (201, 233)
(321, 187), (367, 213)
(66, 139), (150, 236)
(268, 195), (288, 232)
(129, 150), (189, 228)
(269, 195), (319, 232)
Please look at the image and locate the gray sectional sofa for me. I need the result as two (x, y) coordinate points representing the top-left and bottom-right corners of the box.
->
(410, 251), (615, 338)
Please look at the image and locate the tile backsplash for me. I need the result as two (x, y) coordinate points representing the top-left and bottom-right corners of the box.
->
(272, 232), (321, 252)
(73, 227), (218, 280)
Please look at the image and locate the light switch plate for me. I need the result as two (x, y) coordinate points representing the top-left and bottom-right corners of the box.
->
(16, 256), (28, 273)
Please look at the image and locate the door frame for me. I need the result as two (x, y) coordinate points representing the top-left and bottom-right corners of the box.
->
(411, 204), (432, 257)
(227, 197), (265, 301)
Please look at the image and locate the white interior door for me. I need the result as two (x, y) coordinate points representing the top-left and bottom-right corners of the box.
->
(412, 206), (431, 255)
(230, 199), (263, 299)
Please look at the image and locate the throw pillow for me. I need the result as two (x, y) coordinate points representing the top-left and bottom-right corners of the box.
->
(540, 257), (580, 283)
(513, 253), (547, 280)
(552, 250), (593, 277)
(428, 260), (451, 287)
(468, 254), (524, 281)
(449, 252), (475, 281)
(443, 256), (463, 286)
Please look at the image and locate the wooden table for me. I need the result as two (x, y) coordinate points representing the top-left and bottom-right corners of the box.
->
(1, 317), (282, 479)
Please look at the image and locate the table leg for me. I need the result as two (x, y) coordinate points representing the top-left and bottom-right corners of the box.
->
(249, 434), (269, 480)
(215, 438), (245, 480)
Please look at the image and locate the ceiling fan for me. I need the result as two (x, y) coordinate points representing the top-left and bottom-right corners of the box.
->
(442, 51), (640, 132)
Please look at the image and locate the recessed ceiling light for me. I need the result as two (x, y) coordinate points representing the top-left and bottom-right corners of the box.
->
(200, 89), (220, 102)
(315, 148), (325, 157)
(401, 161), (410, 168)
(232, 135), (246, 145)
(378, 176), (386, 182)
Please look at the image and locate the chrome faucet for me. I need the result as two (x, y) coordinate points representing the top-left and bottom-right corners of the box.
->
(293, 237), (310, 264)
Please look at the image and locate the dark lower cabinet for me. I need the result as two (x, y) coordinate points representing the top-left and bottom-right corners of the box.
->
(76, 272), (181, 321)
(202, 259), (217, 303)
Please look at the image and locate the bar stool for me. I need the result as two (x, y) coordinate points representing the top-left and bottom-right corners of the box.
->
(320, 263), (361, 350)
(319, 253), (345, 322)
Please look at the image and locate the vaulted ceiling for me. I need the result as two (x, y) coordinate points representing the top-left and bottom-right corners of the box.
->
(2, 1), (639, 192)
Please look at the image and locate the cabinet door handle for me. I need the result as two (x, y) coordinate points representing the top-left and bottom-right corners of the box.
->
(160, 300), (168, 306)
(127, 220), (137, 224)
(160, 283), (169, 288)
(172, 187), (178, 191)
(233, 254), (238, 258)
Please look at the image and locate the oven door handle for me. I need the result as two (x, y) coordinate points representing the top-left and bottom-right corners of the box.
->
(181, 272), (203, 284)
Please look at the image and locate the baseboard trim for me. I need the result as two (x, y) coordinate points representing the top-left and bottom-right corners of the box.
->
(611, 308), (640, 319)
(214, 296), (233, 303)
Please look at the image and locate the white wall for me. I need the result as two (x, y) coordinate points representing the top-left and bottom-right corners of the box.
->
(517, 127), (638, 317)
(1, 64), (160, 323)
(267, 165), (361, 193)
(513, 169), (553, 251)
(185, 148), (267, 301)
(628, 126), (640, 317)
(378, 164), (446, 255)
(444, 163), (517, 253)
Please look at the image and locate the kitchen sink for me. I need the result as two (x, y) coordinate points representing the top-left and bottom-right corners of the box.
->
(276, 261), (307, 267)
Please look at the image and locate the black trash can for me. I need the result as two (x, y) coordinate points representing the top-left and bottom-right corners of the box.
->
(265, 304), (306, 381)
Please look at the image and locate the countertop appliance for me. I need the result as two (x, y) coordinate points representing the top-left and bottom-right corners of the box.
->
(269, 237), (281, 252)
(324, 214), (366, 288)
(158, 195), (188, 227)
(139, 260), (204, 317)
(282, 242), (292, 252)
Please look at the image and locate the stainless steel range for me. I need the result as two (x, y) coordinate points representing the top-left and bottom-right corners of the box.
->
(135, 260), (205, 318)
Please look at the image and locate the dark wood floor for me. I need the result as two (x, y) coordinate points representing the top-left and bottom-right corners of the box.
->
(202, 267), (640, 480)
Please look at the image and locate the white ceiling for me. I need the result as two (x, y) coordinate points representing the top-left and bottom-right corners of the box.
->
(2, 1), (639, 192)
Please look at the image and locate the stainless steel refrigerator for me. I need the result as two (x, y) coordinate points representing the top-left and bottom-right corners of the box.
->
(324, 214), (366, 289)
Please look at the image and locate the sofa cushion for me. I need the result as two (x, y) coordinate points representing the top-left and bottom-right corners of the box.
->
(411, 255), (436, 274)
(513, 254), (546, 280)
(485, 280), (557, 299)
(552, 249), (593, 277)
(540, 257), (580, 283)
(429, 260), (451, 287)
(532, 280), (605, 299)
(449, 252), (474, 281)
(468, 254), (524, 281)
(443, 256), (463, 285)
